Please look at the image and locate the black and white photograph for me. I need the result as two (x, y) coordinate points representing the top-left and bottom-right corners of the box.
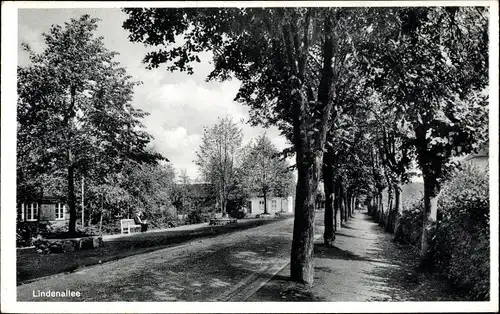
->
(1, 1), (498, 313)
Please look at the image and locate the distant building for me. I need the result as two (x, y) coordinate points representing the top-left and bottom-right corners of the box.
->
(17, 196), (70, 228)
(462, 142), (489, 172)
(245, 195), (294, 216)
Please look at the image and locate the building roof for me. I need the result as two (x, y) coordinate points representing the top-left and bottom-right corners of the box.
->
(464, 142), (489, 161)
(178, 183), (214, 197)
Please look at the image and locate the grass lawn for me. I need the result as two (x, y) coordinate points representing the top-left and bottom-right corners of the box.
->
(17, 217), (289, 285)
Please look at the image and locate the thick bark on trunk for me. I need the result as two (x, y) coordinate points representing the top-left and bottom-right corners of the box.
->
(339, 183), (344, 225)
(289, 12), (334, 286)
(393, 184), (403, 240)
(341, 185), (348, 224)
(263, 190), (268, 215)
(346, 194), (351, 218)
(367, 197), (372, 215)
(352, 195), (355, 216)
(385, 188), (394, 232)
(334, 180), (341, 232)
(420, 174), (439, 263)
(67, 164), (77, 234)
(350, 194), (355, 217)
(290, 156), (320, 285)
(377, 192), (384, 225)
(322, 151), (335, 247)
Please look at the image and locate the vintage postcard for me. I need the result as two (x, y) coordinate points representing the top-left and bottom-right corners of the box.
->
(1, 1), (498, 313)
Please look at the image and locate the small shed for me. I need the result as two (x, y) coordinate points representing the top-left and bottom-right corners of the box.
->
(17, 196), (70, 227)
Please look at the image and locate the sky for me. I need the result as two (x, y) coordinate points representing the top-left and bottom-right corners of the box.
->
(17, 8), (292, 181)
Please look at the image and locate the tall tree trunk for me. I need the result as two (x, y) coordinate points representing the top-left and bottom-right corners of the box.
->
(322, 150), (335, 247)
(352, 196), (357, 215)
(377, 192), (383, 224)
(338, 182), (344, 225)
(342, 187), (348, 223)
(349, 194), (353, 218)
(67, 164), (77, 234)
(99, 202), (104, 236)
(334, 179), (341, 232)
(345, 193), (350, 218)
(393, 184), (403, 238)
(420, 174), (439, 264)
(289, 11), (334, 286)
(263, 189), (268, 215)
(290, 154), (320, 285)
(385, 188), (393, 231)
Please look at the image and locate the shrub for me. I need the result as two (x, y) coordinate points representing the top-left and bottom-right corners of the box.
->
(432, 165), (490, 300)
(16, 221), (52, 247)
(101, 221), (121, 235)
(186, 210), (204, 224)
(394, 198), (424, 246)
(228, 208), (246, 219)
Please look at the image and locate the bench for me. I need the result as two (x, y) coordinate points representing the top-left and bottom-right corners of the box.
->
(120, 219), (141, 234)
(209, 217), (237, 226)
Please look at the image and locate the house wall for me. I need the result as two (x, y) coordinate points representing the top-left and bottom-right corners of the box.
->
(464, 156), (489, 172)
(247, 196), (294, 216)
(17, 201), (70, 225)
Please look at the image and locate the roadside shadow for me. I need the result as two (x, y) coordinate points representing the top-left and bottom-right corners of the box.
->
(314, 243), (369, 261)
(248, 273), (323, 302)
(340, 225), (361, 231)
(335, 232), (371, 240)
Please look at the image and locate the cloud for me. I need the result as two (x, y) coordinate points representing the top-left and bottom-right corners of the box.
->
(148, 126), (201, 179)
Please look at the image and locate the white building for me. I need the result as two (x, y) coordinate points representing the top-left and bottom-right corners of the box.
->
(245, 195), (294, 216)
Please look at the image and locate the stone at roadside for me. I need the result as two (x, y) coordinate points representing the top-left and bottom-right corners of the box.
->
(50, 244), (63, 253)
(92, 237), (104, 248)
(79, 237), (94, 250)
(62, 242), (75, 252)
(36, 249), (43, 254)
(71, 240), (79, 251)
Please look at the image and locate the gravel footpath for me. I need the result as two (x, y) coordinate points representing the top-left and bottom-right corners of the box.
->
(248, 211), (463, 302)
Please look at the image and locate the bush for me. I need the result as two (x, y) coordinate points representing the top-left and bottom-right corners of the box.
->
(395, 166), (490, 300)
(228, 208), (246, 219)
(394, 198), (424, 246)
(432, 166), (490, 300)
(186, 210), (205, 225)
(226, 199), (245, 213)
(16, 221), (52, 247)
(101, 221), (121, 235)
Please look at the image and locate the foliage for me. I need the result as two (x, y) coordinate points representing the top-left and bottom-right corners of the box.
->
(16, 222), (51, 247)
(368, 7), (488, 193)
(394, 166), (489, 300)
(83, 160), (175, 225)
(18, 14), (164, 233)
(186, 210), (209, 225)
(394, 199), (425, 246)
(431, 166), (489, 300)
(148, 206), (180, 229)
(195, 116), (243, 213)
(228, 208), (246, 219)
(171, 169), (193, 215)
(364, 7), (489, 258)
(121, 7), (489, 285)
(241, 134), (294, 213)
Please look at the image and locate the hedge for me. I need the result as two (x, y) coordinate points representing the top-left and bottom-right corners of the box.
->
(432, 165), (490, 300)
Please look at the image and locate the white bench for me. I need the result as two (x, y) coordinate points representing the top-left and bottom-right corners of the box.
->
(120, 219), (141, 234)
